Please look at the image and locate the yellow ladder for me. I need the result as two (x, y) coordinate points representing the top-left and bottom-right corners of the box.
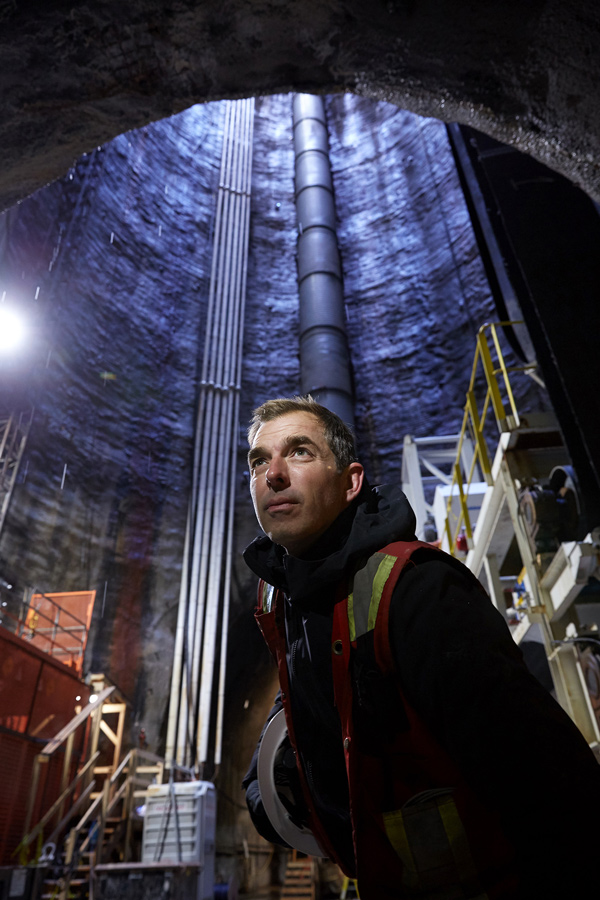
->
(340, 875), (359, 898)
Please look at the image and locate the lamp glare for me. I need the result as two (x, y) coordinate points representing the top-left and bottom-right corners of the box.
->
(0, 307), (26, 352)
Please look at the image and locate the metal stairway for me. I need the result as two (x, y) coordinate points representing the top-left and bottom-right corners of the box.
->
(17, 679), (166, 899)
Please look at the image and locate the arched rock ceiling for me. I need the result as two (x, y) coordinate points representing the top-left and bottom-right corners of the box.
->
(1, 0), (599, 211)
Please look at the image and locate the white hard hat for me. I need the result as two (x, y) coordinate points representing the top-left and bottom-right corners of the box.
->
(257, 709), (324, 857)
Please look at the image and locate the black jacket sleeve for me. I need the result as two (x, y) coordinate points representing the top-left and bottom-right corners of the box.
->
(242, 691), (291, 847)
(388, 553), (600, 896)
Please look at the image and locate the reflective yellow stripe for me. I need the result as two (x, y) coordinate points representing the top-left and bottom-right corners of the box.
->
(348, 590), (356, 642)
(367, 554), (396, 631)
(347, 552), (397, 640)
(437, 795), (480, 889)
(261, 582), (275, 613)
(383, 795), (488, 898)
(382, 809), (420, 892)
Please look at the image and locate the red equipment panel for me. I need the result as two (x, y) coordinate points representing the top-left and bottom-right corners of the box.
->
(0, 629), (90, 864)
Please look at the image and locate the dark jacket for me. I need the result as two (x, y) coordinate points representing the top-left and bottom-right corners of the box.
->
(243, 483), (600, 897)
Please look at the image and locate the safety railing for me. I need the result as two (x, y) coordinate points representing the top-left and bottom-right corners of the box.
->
(17, 679), (166, 899)
(61, 747), (166, 886)
(444, 322), (537, 556)
(19, 685), (116, 860)
(0, 589), (94, 675)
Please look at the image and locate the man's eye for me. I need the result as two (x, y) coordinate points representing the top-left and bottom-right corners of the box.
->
(250, 457), (267, 469)
(293, 447), (310, 457)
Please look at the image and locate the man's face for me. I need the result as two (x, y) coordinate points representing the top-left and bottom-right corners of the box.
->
(248, 411), (363, 557)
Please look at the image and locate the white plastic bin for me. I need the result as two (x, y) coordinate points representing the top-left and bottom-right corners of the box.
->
(142, 781), (216, 900)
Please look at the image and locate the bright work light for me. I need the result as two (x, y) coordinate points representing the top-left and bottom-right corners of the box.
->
(0, 306), (26, 352)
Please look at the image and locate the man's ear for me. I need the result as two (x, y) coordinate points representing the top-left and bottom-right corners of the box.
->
(345, 462), (364, 502)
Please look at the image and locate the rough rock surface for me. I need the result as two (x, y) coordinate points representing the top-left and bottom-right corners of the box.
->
(0, 94), (552, 876)
(0, 104), (222, 736)
(1, 1), (600, 211)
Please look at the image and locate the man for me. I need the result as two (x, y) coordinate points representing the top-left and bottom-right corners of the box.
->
(242, 396), (600, 899)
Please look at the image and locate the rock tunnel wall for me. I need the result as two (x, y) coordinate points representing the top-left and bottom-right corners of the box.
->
(0, 95), (549, 799)
(0, 103), (223, 728)
(2, 1), (600, 209)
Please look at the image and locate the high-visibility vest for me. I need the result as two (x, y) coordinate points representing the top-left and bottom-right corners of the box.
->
(255, 540), (519, 900)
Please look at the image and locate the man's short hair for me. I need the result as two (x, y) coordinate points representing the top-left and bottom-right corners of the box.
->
(247, 395), (357, 472)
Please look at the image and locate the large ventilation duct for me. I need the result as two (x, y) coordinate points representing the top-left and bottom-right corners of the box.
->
(292, 95), (354, 426)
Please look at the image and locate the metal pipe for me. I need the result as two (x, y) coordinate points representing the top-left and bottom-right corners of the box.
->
(164, 502), (191, 763)
(194, 164), (237, 751)
(292, 94), (354, 426)
(198, 395), (232, 765)
(215, 102), (254, 766)
(187, 100), (242, 761)
(169, 101), (228, 767)
(211, 99), (252, 766)
(193, 100), (230, 495)
(198, 98), (254, 767)
(214, 395), (240, 767)
(167, 97), (254, 771)
(170, 102), (231, 765)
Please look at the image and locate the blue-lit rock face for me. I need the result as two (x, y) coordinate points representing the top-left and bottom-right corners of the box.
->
(0, 104), (223, 734)
(0, 95), (548, 761)
(325, 94), (498, 483)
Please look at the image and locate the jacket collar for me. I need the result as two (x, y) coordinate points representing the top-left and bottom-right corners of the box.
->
(243, 482), (417, 607)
